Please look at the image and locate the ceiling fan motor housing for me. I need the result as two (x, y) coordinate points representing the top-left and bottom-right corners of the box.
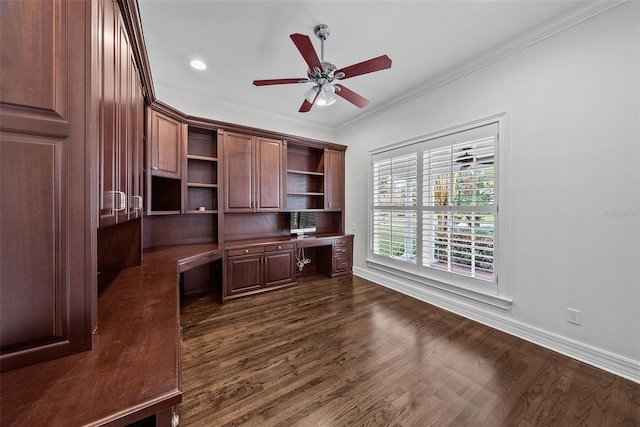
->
(314, 24), (331, 40)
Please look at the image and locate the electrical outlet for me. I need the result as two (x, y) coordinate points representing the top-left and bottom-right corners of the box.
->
(567, 308), (581, 325)
(352, 223), (356, 232)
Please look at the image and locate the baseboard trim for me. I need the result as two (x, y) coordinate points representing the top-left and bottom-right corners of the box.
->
(353, 266), (640, 384)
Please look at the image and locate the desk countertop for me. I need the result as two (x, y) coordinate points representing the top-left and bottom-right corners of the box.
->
(0, 243), (219, 427)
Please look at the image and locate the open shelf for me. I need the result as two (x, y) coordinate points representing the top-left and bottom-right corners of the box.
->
(187, 154), (217, 162)
(287, 191), (323, 196)
(287, 169), (324, 176)
(188, 183), (218, 188)
(186, 127), (219, 215)
(150, 176), (181, 213)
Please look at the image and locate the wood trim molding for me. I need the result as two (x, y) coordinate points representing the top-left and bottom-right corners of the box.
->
(148, 100), (347, 152)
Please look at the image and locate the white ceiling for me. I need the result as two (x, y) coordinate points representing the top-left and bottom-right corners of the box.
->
(137, 0), (615, 133)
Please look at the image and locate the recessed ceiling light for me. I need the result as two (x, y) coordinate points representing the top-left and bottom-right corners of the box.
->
(190, 59), (206, 70)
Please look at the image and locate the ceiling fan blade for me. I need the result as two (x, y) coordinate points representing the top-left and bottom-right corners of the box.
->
(299, 99), (314, 113)
(334, 84), (370, 108)
(336, 55), (392, 80)
(299, 90), (320, 113)
(290, 33), (322, 71)
(253, 78), (307, 86)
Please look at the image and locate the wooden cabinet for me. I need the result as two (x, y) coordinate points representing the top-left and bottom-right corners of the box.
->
(224, 243), (295, 300)
(264, 243), (296, 287)
(0, 0), (95, 371)
(324, 149), (344, 212)
(226, 247), (263, 296)
(317, 235), (353, 278)
(99, 0), (144, 227)
(146, 108), (184, 214)
(222, 131), (284, 213)
(148, 109), (183, 179)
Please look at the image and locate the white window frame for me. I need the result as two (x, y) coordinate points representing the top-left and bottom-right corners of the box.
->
(367, 113), (511, 308)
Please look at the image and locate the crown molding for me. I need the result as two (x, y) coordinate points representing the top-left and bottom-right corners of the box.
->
(335, 0), (626, 132)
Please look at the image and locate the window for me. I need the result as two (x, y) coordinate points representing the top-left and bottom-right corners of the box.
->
(369, 115), (509, 304)
(372, 152), (417, 263)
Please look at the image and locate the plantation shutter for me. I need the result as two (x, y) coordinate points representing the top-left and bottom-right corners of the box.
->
(421, 123), (497, 281)
(372, 150), (418, 263)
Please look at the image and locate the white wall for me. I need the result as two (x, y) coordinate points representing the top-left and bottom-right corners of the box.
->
(338, 2), (639, 381)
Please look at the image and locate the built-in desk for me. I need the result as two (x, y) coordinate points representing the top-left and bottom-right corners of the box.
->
(0, 243), (221, 427)
(222, 234), (353, 302)
(0, 235), (351, 425)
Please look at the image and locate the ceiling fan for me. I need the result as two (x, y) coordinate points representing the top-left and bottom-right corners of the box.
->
(253, 24), (392, 113)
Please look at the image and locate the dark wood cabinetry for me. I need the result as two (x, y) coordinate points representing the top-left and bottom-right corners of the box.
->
(185, 127), (219, 214)
(0, 0), (95, 371)
(225, 242), (296, 300)
(99, 0), (144, 227)
(317, 235), (354, 278)
(148, 109), (183, 179)
(223, 131), (284, 213)
(285, 144), (345, 213)
(147, 108), (184, 215)
(324, 149), (344, 212)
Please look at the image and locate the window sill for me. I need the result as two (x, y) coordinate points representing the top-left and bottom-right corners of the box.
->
(365, 258), (512, 310)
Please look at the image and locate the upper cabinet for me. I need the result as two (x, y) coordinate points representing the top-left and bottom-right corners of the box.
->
(146, 108), (184, 215)
(99, 1), (144, 227)
(148, 109), (183, 179)
(222, 131), (284, 213)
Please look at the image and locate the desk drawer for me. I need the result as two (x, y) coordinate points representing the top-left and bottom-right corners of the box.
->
(264, 242), (294, 252)
(334, 236), (353, 246)
(333, 245), (352, 256)
(333, 254), (352, 273)
(227, 246), (263, 257)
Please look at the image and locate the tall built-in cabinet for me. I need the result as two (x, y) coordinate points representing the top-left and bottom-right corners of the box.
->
(98, 0), (144, 227)
(0, 0), (97, 372)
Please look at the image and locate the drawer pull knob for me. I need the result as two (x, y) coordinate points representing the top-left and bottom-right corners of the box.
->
(244, 249), (249, 253)
(278, 246), (282, 250)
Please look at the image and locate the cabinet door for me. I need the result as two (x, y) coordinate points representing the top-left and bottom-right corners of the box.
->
(324, 149), (344, 211)
(255, 137), (283, 211)
(128, 63), (144, 219)
(116, 16), (132, 223)
(148, 109), (182, 179)
(0, 0), (94, 371)
(264, 250), (295, 287)
(99, 0), (118, 227)
(226, 255), (262, 295)
(223, 131), (254, 212)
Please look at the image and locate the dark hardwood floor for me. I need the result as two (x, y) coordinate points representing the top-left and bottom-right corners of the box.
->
(179, 275), (640, 426)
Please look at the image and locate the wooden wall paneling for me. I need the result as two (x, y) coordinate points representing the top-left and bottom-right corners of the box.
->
(97, 218), (142, 273)
(223, 213), (289, 242)
(0, 0), (95, 371)
(143, 215), (216, 249)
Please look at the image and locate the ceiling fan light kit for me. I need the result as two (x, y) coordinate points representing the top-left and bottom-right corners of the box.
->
(253, 24), (392, 113)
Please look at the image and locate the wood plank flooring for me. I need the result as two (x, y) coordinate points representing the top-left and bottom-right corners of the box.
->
(179, 275), (640, 426)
